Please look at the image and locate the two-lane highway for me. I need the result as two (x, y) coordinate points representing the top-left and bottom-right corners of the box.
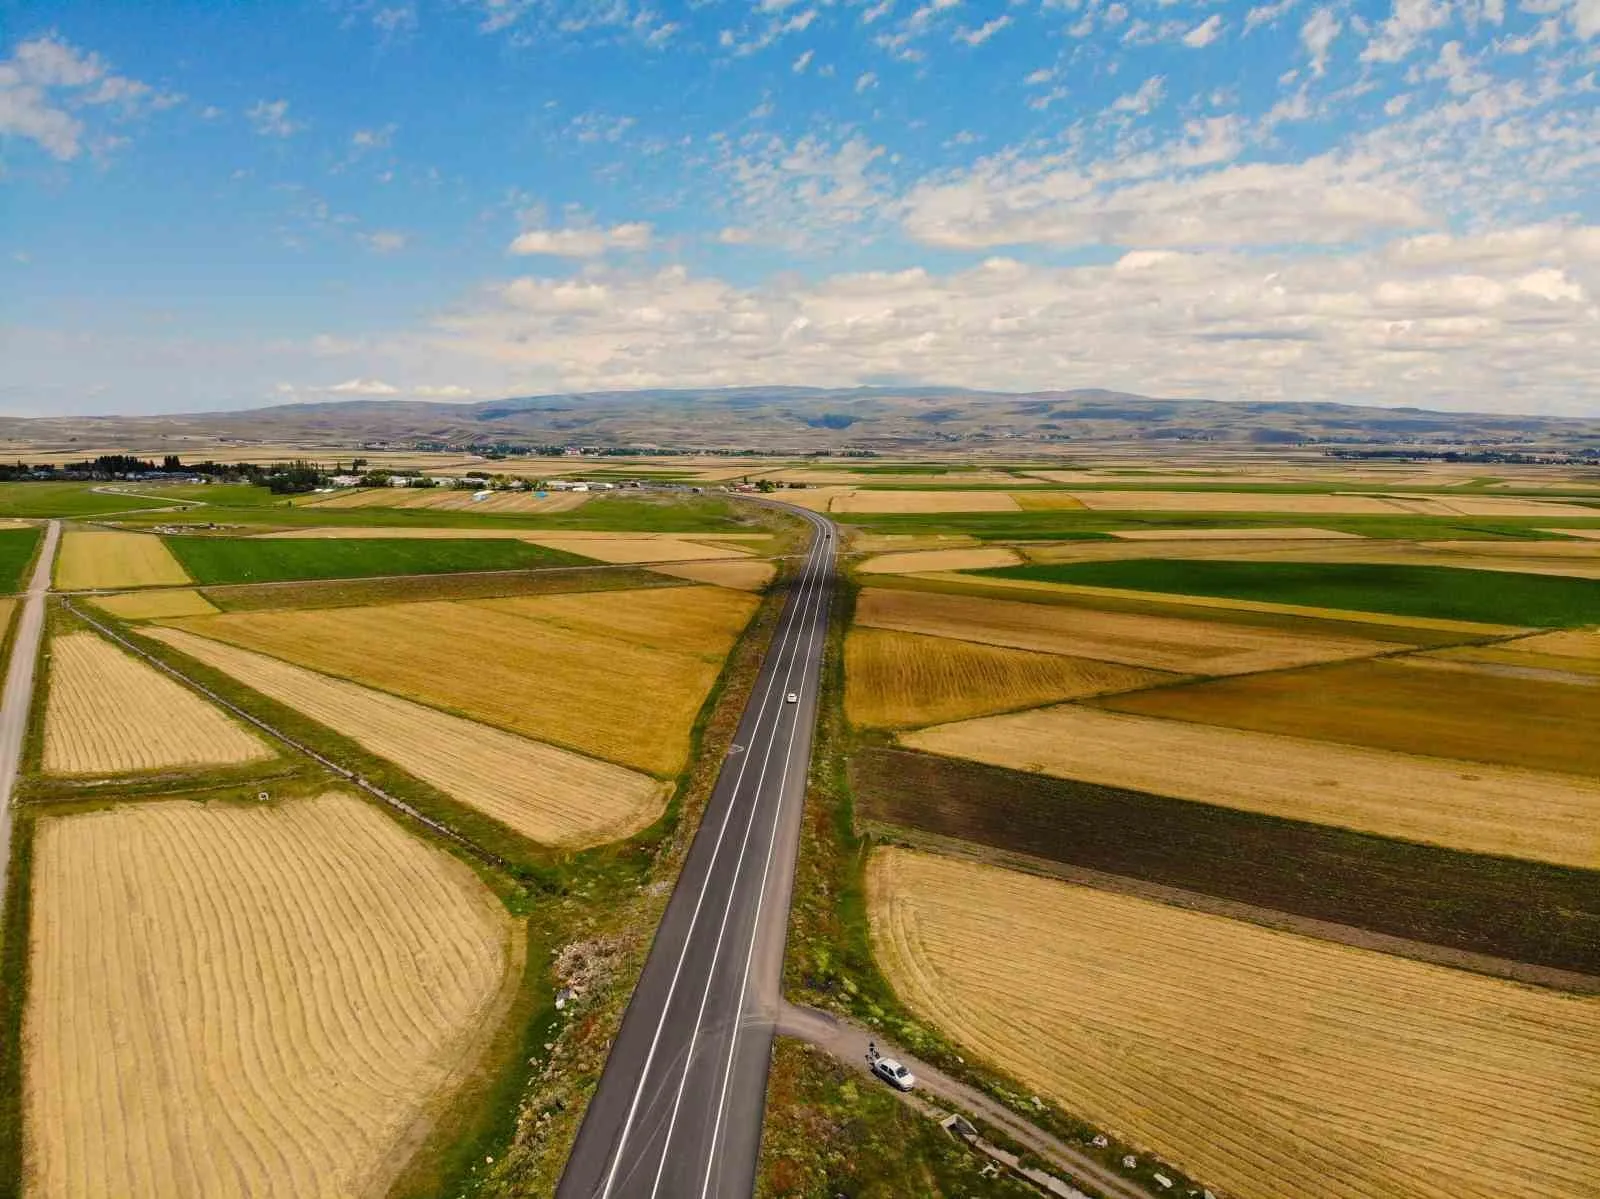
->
(559, 509), (835, 1199)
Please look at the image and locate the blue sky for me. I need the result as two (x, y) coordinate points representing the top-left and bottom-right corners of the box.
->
(2, 0), (1597, 416)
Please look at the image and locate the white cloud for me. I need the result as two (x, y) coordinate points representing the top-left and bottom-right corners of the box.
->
(247, 99), (300, 137)
(1301, 7), (1342, 74)
(507, 221), (654, 256)
(413, 384), (475, 398)
(1111, 75), (1167, 114)
(956, 16), (1012, 45)
(1570, 0), (1600, 36)
(1023, 67), (1055, 85)
(1183, 14), (1226, 46)
(0, 34), (172, 161)
(712, 132), (891, 247)
(856, 71), (879, 92)
(1360, 0), (1452, 63)
(1244, 0), (1299, 34)
(361, 230), (408, 253)
(328, 378), (400, 395)
(793, 48), (814, 72)
(351, 124), (396, 150)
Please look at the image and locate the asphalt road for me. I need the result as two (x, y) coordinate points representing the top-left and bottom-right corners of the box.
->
(0, 520), (60, 903)
(559, 509), (835, 1199)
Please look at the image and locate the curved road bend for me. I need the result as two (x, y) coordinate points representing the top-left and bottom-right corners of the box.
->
(559, 508), (836, 1199)
(0, 520), (61, 904)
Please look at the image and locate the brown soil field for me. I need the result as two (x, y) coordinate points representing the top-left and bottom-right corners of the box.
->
(902, 704), (1600, 867)
(1065, 490), (1406, 514)
(854, 587), (1404, 675)
(521, 533), (763, 563)
(149, 628), (666, 846)
(913, 570), (1524, 636)
(43, 632), (272, 775)
(1103, 657), (1600, 781)
(845, 628), (1171, 729)
(54, 530), (191, 590)
(852, 747), (1600, 975)
(306, 487), (591, 513)
(855, 546), (1023, 575)
(25, 793), (517, 1198)
(1009, 492), (1087, 510)
(651, 559), (775, 591)
(89, 588), (219, 619)
(1108, 526), (1359, 540)
(829, 491), (1022, 514)
(868, 849), (1600, 1199)
(162, 586), (754, 775)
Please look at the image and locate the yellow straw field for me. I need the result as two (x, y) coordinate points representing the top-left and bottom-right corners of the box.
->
(25, 794), (517, 1199)
(1107, 526), (1359, 540)
(521, 533), (764, 563)
(651, 559), (775, 591)
(1498, 628), (1600, 659)
(161, 585), (755, 775)
(854, 587), (1403, 675)
(89, 588), (219, 619)
(305, 487), (590, 513)
(1009, 492), (1087, 510)
(901, 704), (1600, 867)
(868, 849), (1600, 1199)
(846, 628), (1171, 728)
(55, 530), (190, 590)
(43, 632), (271, 775)
(468, 584), (758, 656)
(829, 490), (1022, 514)
(1064, 490), (1406, 514)
(148, 628), (667, 846)
(856, 546), (1023, 575)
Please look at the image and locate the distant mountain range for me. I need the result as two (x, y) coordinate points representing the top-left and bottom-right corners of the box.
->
(7, 388), (1600, 455)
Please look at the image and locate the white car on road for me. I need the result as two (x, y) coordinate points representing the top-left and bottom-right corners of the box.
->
(871, 1056), (916, 1092)
(785, 692), (799, 703)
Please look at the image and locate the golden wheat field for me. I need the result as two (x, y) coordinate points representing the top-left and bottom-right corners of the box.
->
(856, 546), (1023, 575)
(1422, 644), (1600, 680)
(162, 585), (755, 775)
(1499, 628), (1600, 658)
(829, 490), (1022, 514)
(846, 628), (1170, 728)
(25, 793), (517, 1199)
(1009, 492), (1087, 510)
(868, 849), (1600, 1199)
(901, 704), (1600, 867)
(88, 588), (219, 619)
(1064, 490), (1405, 514)
(1107, 526), (1359, 540)
(468, 584), (758, 655)
(1547, 528), (1600, 540)
(521, 533), (763, 563)
(1104, 657), (1600, 778)
(148, 628), (666, 845)
(257, 525), (550, 540)
(854, 587), (1403, 674)
(54, 530), (190, 590)
(43, 632), (271, 775)
(306, 487), (590, 513)
(651, 559), (775, 591)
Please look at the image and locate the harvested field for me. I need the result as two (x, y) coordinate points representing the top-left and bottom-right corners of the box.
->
(845, 533), (981, 554)
(1065, 490), (1405, 514)
(1009, 492), (1087, 511)
(1549, 528), (1600, 540)
(43, 632), (271, 775)
(148, 628), (666, 845)
(521, 533), (764, 563)
(854, 587), (1403, 675)
(467, 584), (759, 656)
(845, 628), (1170, 728)
(257, 526), (556, 539)
(651, 559), (775, 591)
(1108, 526), (1359, 540)
(983, 559), (1600, 626)
(25, 793), (516, 1198)
(852, 747), (1600, 974)
(89, 588), (219, 619)
(306, 487), (591, 513)
(1499, 628), (1600, 659)
(1382, 494), (1600, 518)
(868, 848), (1600, 1199)
(830, 491), (1022, 514)
(55, 530), (190, 590)
(1104, 657), (1600, 781)
(902, 704), (1600, 867)
(856, 546), (1023, 575)
(162, 585), (755, 775)
(1424, 644), (1600, 680)
(202, 564), (679, 613)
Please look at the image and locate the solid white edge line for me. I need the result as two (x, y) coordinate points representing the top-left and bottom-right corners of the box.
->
(596, 519), (828, 1199)
(697, 518), (831, 1197)
(645, 515), (831, 1195)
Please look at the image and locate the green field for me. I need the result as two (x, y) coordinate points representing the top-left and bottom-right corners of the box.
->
(0, 484), (181, 519)
(835, 509), (1600, 541)
(978, 559), (1600, 626)
(163, 536), (593, 584)
(0, 528), (41, 593)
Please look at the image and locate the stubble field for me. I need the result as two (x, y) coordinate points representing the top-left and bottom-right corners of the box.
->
(853, 587), (1405, 674)
(844, 628), (1170, 728)
(25, 793), (517, 1199)
(855, 546), (1023, 574)
(829, 490), (1022, 514)
(901, 704), (1600, 866)
(149, 626), (669, 846)
(519, 532), (768, 563)
(305, 487), (591, 513)
(55, 530), (190, 591)
(88, 588), (219, 619)
(42, 631), (272, 775)
(161, 584), (757, 775)
(868, 848), (1600, 1199)
(651, 559), (775, 591)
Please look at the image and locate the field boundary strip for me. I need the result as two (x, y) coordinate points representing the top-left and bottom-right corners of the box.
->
(62, 599), (513, 873)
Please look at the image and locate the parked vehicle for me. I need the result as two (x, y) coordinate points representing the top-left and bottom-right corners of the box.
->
(871, 1057), (916, 1092)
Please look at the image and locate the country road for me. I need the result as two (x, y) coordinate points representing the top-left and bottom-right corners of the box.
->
(559, 509), (835, 1199)
(0, 520), (60, 907)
